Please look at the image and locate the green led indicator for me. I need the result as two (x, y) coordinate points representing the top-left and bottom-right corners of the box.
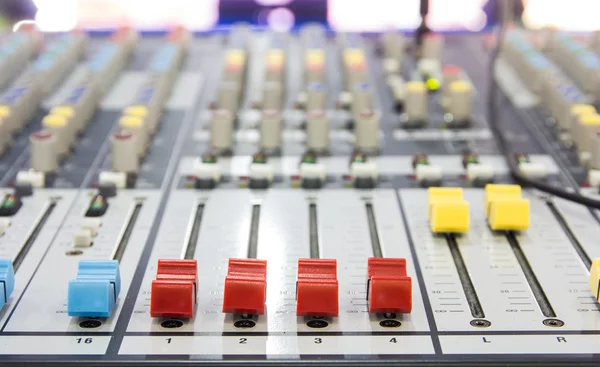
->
(466, 155), (478, 164)
(202, 154), (217, 164)
(303, 155), (316, 164)
(425, 78), (440, 91)
(353, 154), (366, 163)
(91, 198), (104, 209)
(516, 154), (530, 164)
(2, 196), (14, 208)
(253, 153), (266, 164)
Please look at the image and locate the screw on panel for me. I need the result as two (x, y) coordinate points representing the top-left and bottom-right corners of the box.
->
(79, 319), (102, 328)
(234, 320), (256, 328)
(161, 319), (184, 328)
(543, 319), (565, 327)
(470, 319), (491, 328)
(306, 318), (329, 328)
(379, 319), (401, 328)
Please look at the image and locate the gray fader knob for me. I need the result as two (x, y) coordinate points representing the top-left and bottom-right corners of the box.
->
(260, 110), (282, 151)
(218, 81), (242, 112)
(405, 81), (428, 123)
(381, 32), (404, 74)
(590, 132), (600, 169)
(573, 113), (600, 153)
(210, 109), (234, 152)
(351, 83), (373, 117)
(263, 82), (283, 110)
(447, 80), (473, 123)
(354, 111), (379, 151)
(29, 130), (58, 173)
(111, 129), (139, 173)
(306, 110), (330, 152)
(306, 82), (327, 111)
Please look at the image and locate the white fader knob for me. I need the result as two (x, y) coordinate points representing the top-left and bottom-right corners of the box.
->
(111, 129), (139, 173)
(306, 110), (330, 152)
(210, 109), (234, 152)
(354, 111), (379, 151)
(29, 130), (59, 173)
(447, 80), (473, 123)
(405, 81), (428, 123)
(260, 110), (282, 151)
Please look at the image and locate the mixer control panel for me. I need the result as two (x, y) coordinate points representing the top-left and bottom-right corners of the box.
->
(0, 24), (596, 366)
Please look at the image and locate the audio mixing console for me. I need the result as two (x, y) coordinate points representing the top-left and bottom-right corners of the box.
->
(0, 24), (599, 366)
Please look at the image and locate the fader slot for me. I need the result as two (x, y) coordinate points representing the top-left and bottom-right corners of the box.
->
(110, 202), (142, 262)
(12, 201), (56, 272)
(505, 233), (556, 318)
(445, 235), (485, 319)
(246, 205), (260, 259)
(546, 202), (592, 269)
(308, 203), (319, 259)
(181, 204), (204, 260)
(365, 203), (383, 258)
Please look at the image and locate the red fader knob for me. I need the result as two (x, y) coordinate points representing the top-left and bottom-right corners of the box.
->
(150, 259), (198, 318)
(222, 259), (267, 315)
(367, 258), (412, 314)
(296, 259), (338, 317)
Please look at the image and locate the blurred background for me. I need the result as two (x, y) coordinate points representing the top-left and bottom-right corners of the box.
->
(0, 0), (597, 33)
